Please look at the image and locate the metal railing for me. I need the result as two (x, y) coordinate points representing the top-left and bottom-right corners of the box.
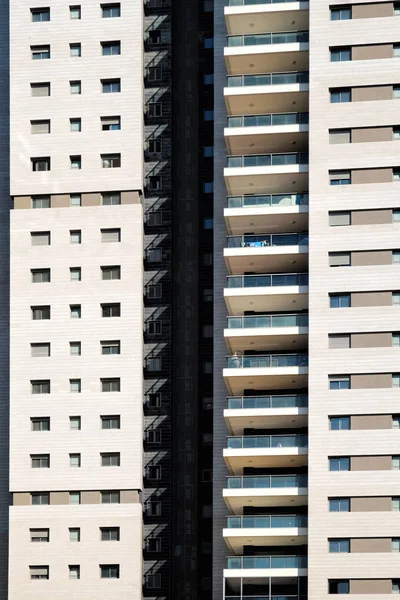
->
(227, 555), (307, 569)
(226, 353), (308, 368)
(226, 474), (308, 488)
(227, 71), (309, 87)
(227, 193), (308, 208)
(226, 596), (306, 600)
(227, 152), (308, 168)
(226, 434), (307, 449)
(226, 273), (308, 288)
(227, 31), (309, 46)
(227, 0), (307, 4)
(226, 233), (308, 247)
(226, 514), (308, 528)
(227, 314), (308, 328)
(227, 394), (308, 408)
(227, 113), (309, 128)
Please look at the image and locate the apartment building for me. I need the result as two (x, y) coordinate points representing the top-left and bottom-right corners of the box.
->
(214, 0), (400, 599)
(8, 1), (144, 598)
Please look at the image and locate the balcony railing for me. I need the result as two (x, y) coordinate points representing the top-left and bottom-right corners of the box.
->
(227, 31), (309, 47)
(227, 434), (308, 449)
(227, 555), (307, 569)
(226, 353), (308, 368)
(227, 273), (308, 288)
(227, 193), (308, 208)
(226, 597), (306, 600)
(227, 153), (308, 168)
(227, 394), (308, 408)
(227, 0), (307, 5)
(226, 514), (308, 528)
(227, 71), (309, 87)
(226, 474), (308, 488)
(227, 233), (308, 248)
(227, 113), (309, 128)
(227, 314), (308, 328)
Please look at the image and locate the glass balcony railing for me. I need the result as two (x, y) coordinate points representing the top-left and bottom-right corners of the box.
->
(226, 353), (308, 368)
(227, 0), (306, 4)
(227, 394), (308, 408)
(227, 193), (308, 208)
(227, 273), (308, 288)
(227, 314), (308, 328)
(226, 597), (306, 600)
(227, 71), (309, 87)
(227, 153), (308, 168)
(227, 555), (307, 569)
(226, 514), (308, 528)
(227, 233), (308, 248)
(227, 113), (309, 128)
(226, 474), (308, 488)
(227, 31), (309, 47)
(226, 434), (308, 449)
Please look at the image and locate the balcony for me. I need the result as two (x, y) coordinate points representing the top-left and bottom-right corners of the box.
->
(225, 113), (309, 154)
(223, 353), (308, 395)
(224, 514), (308, 552)
(224, 474), (308, 511)
(224, 273), (308, 314)
(224, 233), (308, 274)
(224, 434), (308, 473)
(224, 72), (309, 116)
(225, 393), (308, 433)
(225, 554), (307, 579)
(225, 31), (309, 75)
(224, 153), (308, 195)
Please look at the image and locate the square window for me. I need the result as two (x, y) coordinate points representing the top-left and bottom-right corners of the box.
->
(31, 82), (50, 97)
(101, 452), (120, 466)
(31, 7), (50, 22)
(101, 265), (121, 280)
(70, 194), (81, 207)
(330, 88), (351, 103)
(102, 78), (121, 93)
(31, 305), (50, 320)
(70, 230), (81, 244)
(31, 343), (51, 357)
(204, 146), (214, 157)
(101, 228), (120, 242)
(70, 43), (81, 57)
(31, 454), (50, 468)
(329, 497), (350, 512)
(101, 527), (120, 541)
(204, 73), (214, 85)
(329, 457), (350, 471)
(102, 192), (121, 205)
(31, 157), (50, 171)
(147, 429), (162, 444)
(329, 211), (351, 226)
(102, 3), (120, 17)
(70, 342), (81, 356)
(330, 47), (351, 62)
(203, 218), (213, 229)
(148, 29), (162, 44)
(146, 501), (161, 516)
(70, 416), (81, 430)
(147, 102), (162, 117)
(146, 538), (161, 552)
(101, 303), (120, 318)
(69, 528), (80, 542)
(329, 252), (351, 267)
(32, 196), (50, 209)
(147, 321), (162, 336)
(148, 138), (162, 153)
(31, 380), (50, 394)
(203, 182), (214, 193)
(70, 453), (81, 467)
(31, 45), (50, 60)
(329, 416), (350, 430)
(146, 283), (162, 299)
(31, 119), (50, 134)
(70, 155), (81, 169)
(70, 80), (81, 95)
(101, 341), (120, 355)
(146, 356), (162, 371)
(70, 118), (81, 132)
(101, 41), (121, 55)
(101, 491), (120, 503)
(70, 5), (81, 19)
(101, 154), (121, 168)
(330, 7), (351, 20)
(31, 231), (50, 246)
(101, 415), (120, 429)
(146, 393), (162, 408)
(330, 293), (351, 308)
(146, 573), (161, 589)
(329, 171), (351, 185)
(329, 580), (350, 594)
(30, 566), (49, 580)
(70, 304), (81, 318)
(393, 375), (400, 388)
(147, 465), (161, 479)
(100, 565), (120, 579)
(69, 492), (80, 505)
(101, 378), (120, 392)
(101, 116), (121, 130)
(31, 417), (50, 431)
(147, 66), (162, 81)
(148, 175), (162, 190)
(329, 375), (350, 390)
(70, 267), (81, 281)
(204, 109), (214, 121)
(147, 248), (162, 262)
(204, 37), (213, 49)
(31, 492), (49, 505)
(70, 379), (81, 393)
(30, 528), (49, 542)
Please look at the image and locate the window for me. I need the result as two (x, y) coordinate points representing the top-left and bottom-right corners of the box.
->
(70, 379), (81, 393)
(31, 380), (50, 394)
(70, 43), (81, 57)
(330, 416), (350, 430)
(393, 334), (400, 347)
(329, 580), (350, 594)
(329, 211), (351, 226)
(102, 303), (120, 318)
(330, 6), (351, 20)
(329, 497), (350, 511)
(70, 5), (81, 18)
(148, 138), (162, 153)
(102, 3), (120, 17)
(101, 491), (120, 503)
(31, 157), (50, 171)
(329, 456), (350, 471)
(203, 0), (213, 11)
(395, 2), (400, 14)
(330, 88), (351, 103)
(31, 305), (50, 320)
(31, 82), (50, 97)
(204, 36), (214, 49)
(70, 230), (81, 244)
(70, 118), (81, 132)
(330, 170), (351, 185)
(32, 196), (50, 209)
(329, 334), (350, 349)
(393, 209), (400, 222)
(329, 252), (351, 267)
(331, 47), (351, 62)
(329, 539), (350, 553)
(148, 29), (162, 44)
(146, 393), (162, 408)
(203, 361), (213, 374)
(393, 416), (400, 428)
(148, 175), (162, 190)
(30, 566), (49, 580)
(31, 231), (50, 246)
(101, 116), (121, 131)
(203, 289), (213, 302)
(31, 492), (49, 505)
(70, 80), (81, 95)
(395, 44), (400, 57)
(147, 321), (162, 336)
(203, 217), (214, 230)
(330, 294), (351, 308)
(102, 192), (121, 205)
(31, 7), (50, 21)
(70, 454), (81, 468)
(203, 253), (213, 266)
(394, 251), (400, 263)
(31, 45), (50, 60)
(393, 497), (400, 510)
(393, 375), (400, 388)
(146, 356), (162, 371)
(146, 573), (161, 589)
(101, 415), (120, 429)
(147, 248), (162, 262)
(69, 492), (81, 505)
(329, 129), (351, 144)
(203, 397), (213, 410)
(70, 194), (81, 207)
(101, 154), (121, 168)
(31, 343), (51, 358)
(70, 155), (81, 169)
(204, 109), (214, 121)
(70, 267), (81, 281)
(147, 66), (162, 81)
(146, 501), (162, 516)
(204, 146), (214, 157)
(100, 565), (120, 579)
(101, 453), (120, 467)
(101, 41), (121, 55)
(393, 580), (400, 594)
(70, 304), (81, 318)
(394, 169), (400, 181)
(147, 430), (162, 444)
(70, 342), (81, 356)
(101, 378), (120, 392)
(31, 120), (50, 134)
(101, 527), (120, 541)
(31, 417), (50, 431)
(146, 283), (162, 299)
(69, 528), (80, 542)
(101, 266), (121, 280)
(30, 528), (49, 542)
(148, 102), (162, 117)
(393, 456), (400, 470)
(204, 73), (214, 85)
(31, 454), (50, 468)
(70, 416), (81, 430)
(329, 375), (350, 390)
(101, 341), (120, 355)
(147, 465), (161, 479)
(203, 325), (213, 338)
(102, 78), (121, 93)
(202, 469), (213, 482)
(147, 538), (161, 552)
(69, 565), (80, 580)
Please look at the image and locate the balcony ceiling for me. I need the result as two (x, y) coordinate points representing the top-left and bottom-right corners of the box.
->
(223, 487), (308, 513)
(224, 288), (309, 315)
(225, 6), (309, 36)
(225, 127), (309, 154)
(224, 409), (308, 434)
(223, 529), (308, 553)
(225, 87), (309, 116)
(225, 47), (309, 76)
(224, 329), (308, 352)
(223, 370), (308, 395)
(224, 207), (309, 235)
(224, 168), (309, 195)
(224, 248), (309, 275)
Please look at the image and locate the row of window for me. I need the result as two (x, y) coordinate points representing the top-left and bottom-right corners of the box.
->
(31, 41), (122, 59)
(31, 4), (120, 21)
(32, 415), (119, 430)
(330, 126), (400, 144)
(31, 153), (121, 171)
(31, 79), (121, 96)
(30, 564), (120, 580)
(29, 193), (122, 208)
(329, 250), (400, 266)
(31, 453), (121, 468)
(331, 3), (400, 20)
(329, 209), (400, 226)
(330, 456), (400, 471)
(329, 580), (400, 595)
(32, 265), (121, 279)
(330, 85), (400, 103)
(30, 490), (123, 505)
(328, 538), (400, 553)
(31, 116), (121, 133)
(329, 415), (400, 430)
(329, 374), (400, 389)
(330, 43), (400, 62)
(32, 229), (120, 243)
(31, 378), (120, 393)
(330, 292), (400, 308)
(31, 526), (119, 543)
(329, 497), (400, 511)
(329, 333), (400, 349)
(331, 168), (400, 185)
(31, 341), (120, 357)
